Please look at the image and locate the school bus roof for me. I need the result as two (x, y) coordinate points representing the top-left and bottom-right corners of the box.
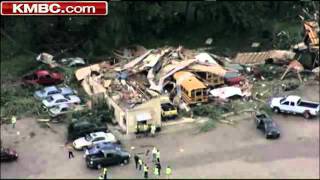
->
(173, 71), (206, 91)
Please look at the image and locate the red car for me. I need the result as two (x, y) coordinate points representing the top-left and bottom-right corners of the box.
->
(23, 70), (64, 86)
(224, 72), (244, 86)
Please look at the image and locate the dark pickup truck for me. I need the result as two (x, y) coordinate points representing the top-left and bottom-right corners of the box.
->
(255, 113), (280, 139)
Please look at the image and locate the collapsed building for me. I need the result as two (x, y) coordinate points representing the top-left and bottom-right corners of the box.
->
(74, 45), (296, 135)
(74, 46), (230, 134)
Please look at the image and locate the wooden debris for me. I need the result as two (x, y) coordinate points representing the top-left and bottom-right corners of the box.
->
(37, 118), (50, 122)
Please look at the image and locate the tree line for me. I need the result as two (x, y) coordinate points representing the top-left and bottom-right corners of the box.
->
(1, 1), (314, 61)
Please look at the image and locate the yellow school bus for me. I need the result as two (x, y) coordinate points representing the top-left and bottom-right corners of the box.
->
(173, 71), (208, 105)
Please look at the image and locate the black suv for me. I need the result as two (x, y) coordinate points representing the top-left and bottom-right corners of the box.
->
(1, 148), (18, 162)
(85, 148), (130, 169)
(68, 120), (108, 140)
(255, 112), (280, 139)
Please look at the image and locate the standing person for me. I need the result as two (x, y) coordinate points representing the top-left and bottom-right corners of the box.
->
(143, 124), (149, 137)
(156, 149), (160, 163)
(156, 162), (162, 176)
(152, 147), (157, 163)
(68, 145), (74, 159)
(134, 154), (139, 169)
(153, 165), (159, 177)
(138, 158), (143, 170)
(102, 168), (108, 180)
(150, 124), (156, 137)
(143, 164), (149, 179)
(11, 115), (17, 129)
(165, 166), (172, 179)
(145, 149), (150, 156)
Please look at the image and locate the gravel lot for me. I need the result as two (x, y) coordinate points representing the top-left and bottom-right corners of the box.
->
(1, 83), (319, 179)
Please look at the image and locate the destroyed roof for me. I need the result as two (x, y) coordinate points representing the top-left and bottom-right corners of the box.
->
(74, 45), (231, 108)
(188, 64), (227, 77)
(232, 50), (296, 65)
(304, 21), (319, 47)
(75, 63), (101, 81)
(173, 71), (206, 91)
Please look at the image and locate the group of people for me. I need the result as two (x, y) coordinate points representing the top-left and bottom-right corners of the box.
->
(136, 123), (157, 138)
(134, 147), (172, 179)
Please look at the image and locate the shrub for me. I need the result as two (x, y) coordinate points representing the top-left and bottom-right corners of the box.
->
(192, 104), (231, 132)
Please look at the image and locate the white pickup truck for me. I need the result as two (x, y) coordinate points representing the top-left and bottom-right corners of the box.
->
(269, 95), (320, 119)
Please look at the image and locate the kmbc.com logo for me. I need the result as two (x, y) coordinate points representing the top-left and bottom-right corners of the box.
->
(1, 1), (108, 16)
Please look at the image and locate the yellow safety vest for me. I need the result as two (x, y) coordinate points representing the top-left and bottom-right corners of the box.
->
(11, 116), (16, 124)
(151, 125), (156, 133)
(138, 159), (143, 165)
(103, 168), (107, 174)
(154, 167), (159, 176)
(166, 167), (172, 175)
(143, 125), (148, 131)
(156, 151), (160, 159)
(144, 166), (148, 172)
(152, 147), (157, 155)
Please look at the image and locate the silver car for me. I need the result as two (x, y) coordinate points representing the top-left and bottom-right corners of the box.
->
(49, 104), (73, 117)
(42, 94), (81, 108)
(34, 86), (77, 100)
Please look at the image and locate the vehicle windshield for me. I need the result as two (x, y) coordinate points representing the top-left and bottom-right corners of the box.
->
(297, 99), (301, 105)
(280, 98), (286, 103)
(51, 106), (60, 111)
(85, 134), (92, 141)
(65, 95), (71, 100)
(41, 89), (46, 94)
(265, 121), (275, 129)
(46, 96), (54, 102)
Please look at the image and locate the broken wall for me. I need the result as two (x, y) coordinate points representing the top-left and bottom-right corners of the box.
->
(104, 94), (127, 132)
(126, 97), (162, 134)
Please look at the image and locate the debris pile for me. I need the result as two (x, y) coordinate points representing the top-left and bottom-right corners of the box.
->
(75, 45), (253, 110)
(36, 52), (86, 68)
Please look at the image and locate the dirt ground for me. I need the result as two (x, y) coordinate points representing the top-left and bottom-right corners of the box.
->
(1, 83), (319, 179)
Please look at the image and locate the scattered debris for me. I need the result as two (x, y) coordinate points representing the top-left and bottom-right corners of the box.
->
(36, 52), (59, 68)
(205, 38), (213, 45)
(210, 86), (244, 100)
(232, 50), (295, 65)
(195, 53), (218, 65)
(251, 42), (260, 48)
(280, 60), (304, 83)
(60, 57), (86, 67)
(312, 66), (320, 80)
(72, 40), (317, 134)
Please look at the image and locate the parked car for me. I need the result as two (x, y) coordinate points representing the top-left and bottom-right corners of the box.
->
(34, 86), (77, 100)
(224, 72), (244, 85)
(73, 132), (117, 150)
(49, 104), (74, 117)
(255, 112), (280, 139)
(23, 70), (63, 86)
(42, 94), (81, 108)
(161, 103), (178, 120)
(1, 148), (18, 162)
(269, 95), (320, 119)
(67, 120), (108, 140)
(85, 142), (122, 158)
(85, 147), (130, 169)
